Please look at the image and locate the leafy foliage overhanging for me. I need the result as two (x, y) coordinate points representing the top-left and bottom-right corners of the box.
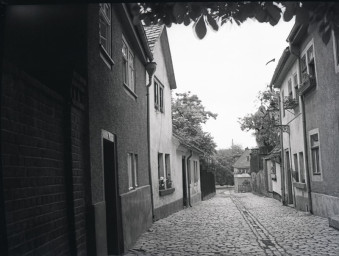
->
(172, 92), (217, 159)
(131, 2), (339, 44)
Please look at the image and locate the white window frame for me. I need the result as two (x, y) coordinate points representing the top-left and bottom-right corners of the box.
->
(293, 153), (299, 182)
(299, 152), (305, 184)
(332, 29), (339, 73)
(154, 78), (164, 113)
(300, 39), (317, 85)
(122, 35), (135, 94)
(287, 78), (293, 98)
(127, 153), (138, 190)
(158, 153), (172, 190)
(308, 128), (322, 180)
(99, 3), (114, 67)
(193, 160), (199, 184)
(281, 89), (285, 117)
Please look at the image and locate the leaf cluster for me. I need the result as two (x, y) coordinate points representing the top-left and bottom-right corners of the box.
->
(239, 90), (279, 148)
(172, 91), (218, 158)
(207, 144), (244, 185)
(132, 2), (339, 44)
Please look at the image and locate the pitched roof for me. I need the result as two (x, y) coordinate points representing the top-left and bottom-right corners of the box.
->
(172, 132), (204, 155)
(143, 24), (177, 90)
(266, 145), (281, 159)
(232, 149), (251, 169)
(143, 25), (164, 53)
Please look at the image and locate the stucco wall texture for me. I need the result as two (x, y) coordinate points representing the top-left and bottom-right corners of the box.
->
(149, 32), (179, 211)
(280, 59), (309, 211)
(299, 24), (339, 217)
(271, 163), (282, 197)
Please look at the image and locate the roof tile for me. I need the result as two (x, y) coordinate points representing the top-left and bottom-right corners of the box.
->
(143, 25), (164, 53)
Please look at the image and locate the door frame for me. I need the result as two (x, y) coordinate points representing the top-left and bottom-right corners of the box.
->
(102, 130), (124, 255)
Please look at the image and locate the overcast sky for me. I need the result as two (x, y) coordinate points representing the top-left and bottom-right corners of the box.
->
(167, 18), (295, 150)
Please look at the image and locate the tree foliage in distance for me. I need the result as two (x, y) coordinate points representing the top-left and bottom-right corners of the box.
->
(172, 91), (217, 158)
(213, 144), (244, 186)
(238, 89), (279, 148)
(131, 2), (339, 44)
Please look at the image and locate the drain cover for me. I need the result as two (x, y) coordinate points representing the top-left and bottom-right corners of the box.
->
(262, 239), (274, 247)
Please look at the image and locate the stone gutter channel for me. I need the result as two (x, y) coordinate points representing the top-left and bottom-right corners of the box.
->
(230, 194), (290, 256)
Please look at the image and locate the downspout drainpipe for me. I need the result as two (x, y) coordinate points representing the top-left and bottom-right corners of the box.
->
(187, 150), (193, 207)
(301, 94), (313, 213)
(146, 62), (157, 221)
(288, 129), (296, 207)
(278, 95), (286, 205)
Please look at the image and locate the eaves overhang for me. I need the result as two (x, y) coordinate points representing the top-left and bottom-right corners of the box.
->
(270, 47), (297, 89)
(173, 133), (204, 156)
(287, 23), (308, 46)
(123, 3), (153, 62)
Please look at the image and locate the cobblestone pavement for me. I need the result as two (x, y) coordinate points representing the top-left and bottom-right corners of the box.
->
(125, 188), (339, 256)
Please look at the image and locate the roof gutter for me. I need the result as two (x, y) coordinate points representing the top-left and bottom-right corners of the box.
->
(122, 3), (153, 62)
(270, 47), (291, 89)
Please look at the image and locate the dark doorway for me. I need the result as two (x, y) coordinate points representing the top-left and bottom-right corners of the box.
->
(285, 151), (293, 205)
(182, 156), (187, 207)
(103, 138), (123, 255)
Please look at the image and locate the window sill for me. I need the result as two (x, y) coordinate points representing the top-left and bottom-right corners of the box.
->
(293, 182), (306, 190)
(159, 187), (175, 197)
(154, 105), (164, 113)
(123, 83), (138, 99)
(313, 173), (321, 176)
(100, 44), (115, 68)
(297, 77), (316, 96)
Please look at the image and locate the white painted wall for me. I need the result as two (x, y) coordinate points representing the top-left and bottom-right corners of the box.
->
(280, 60), (307, 182)
(271, 162), (281, 196)
(148, 32), (183, 210)
(279, 58), (309, 208)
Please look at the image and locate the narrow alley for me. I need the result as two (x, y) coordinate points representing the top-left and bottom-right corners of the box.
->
(126, 188), (339, 256)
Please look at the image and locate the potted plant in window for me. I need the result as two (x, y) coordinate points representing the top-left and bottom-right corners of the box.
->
(283, 95), (298, 109)
(298, 73), (316, 95)
(159, 177), (165, 190)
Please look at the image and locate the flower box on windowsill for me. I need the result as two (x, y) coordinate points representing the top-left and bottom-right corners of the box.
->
(297, 75), (316, 96)
(283, 96), (299, 109)
(293, 182), (307, 190)
(271, 174), (277, 181)
(159, 187), (175, 197)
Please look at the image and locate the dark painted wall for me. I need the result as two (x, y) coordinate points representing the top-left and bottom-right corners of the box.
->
(4, 5), (87, 94)
(87, 4), (152, 253)
(300, 24), (339, 198)
(2, 5), (89, 255)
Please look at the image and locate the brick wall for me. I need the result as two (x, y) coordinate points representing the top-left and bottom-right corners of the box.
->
(70, 73), (88, 256)
(1, 66), (80, 255)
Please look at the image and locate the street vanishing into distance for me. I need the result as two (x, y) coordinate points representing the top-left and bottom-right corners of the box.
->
(125, 187), (339, 256)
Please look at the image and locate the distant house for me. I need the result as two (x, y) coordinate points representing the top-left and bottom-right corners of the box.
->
(233, 148), (251, 193)
(173, 134), (203, 207)
(270, 21), (339, 222)
(263, 146), (282, 201)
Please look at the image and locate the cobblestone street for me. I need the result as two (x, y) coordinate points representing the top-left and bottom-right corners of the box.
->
(125, 188), (339, 256)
